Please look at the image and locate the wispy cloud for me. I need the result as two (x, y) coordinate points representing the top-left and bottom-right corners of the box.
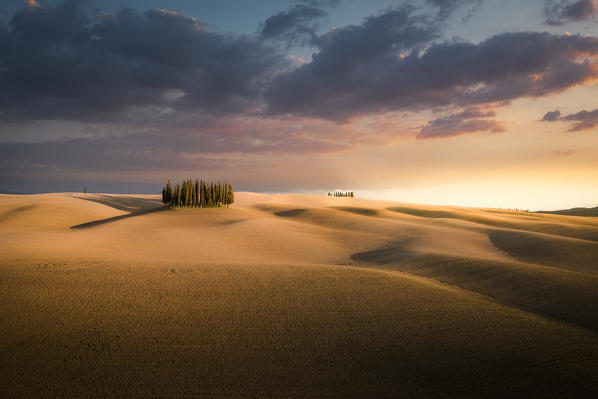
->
(553, 149), (579, 155)
(417, 108), (505, 139)
(541, 108), (598, 131)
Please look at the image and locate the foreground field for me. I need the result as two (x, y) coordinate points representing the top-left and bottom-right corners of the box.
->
(2, 193), (598, 397)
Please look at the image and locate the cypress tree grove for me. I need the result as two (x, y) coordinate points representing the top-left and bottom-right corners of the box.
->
(329, 190), (354, 198)
(162, 179), (235, 208)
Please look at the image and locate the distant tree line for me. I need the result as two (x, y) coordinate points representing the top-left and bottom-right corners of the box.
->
(328, 191), (354, 197)
(162, 179), (234, 208)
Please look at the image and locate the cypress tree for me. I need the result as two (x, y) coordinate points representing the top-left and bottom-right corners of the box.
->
(217, 181), (221, 206)
(222, 182), (225, 205)
(176, 184), (181, 207)
(214, 182), (218, 206)
(187, 180), (192, 207)
(214, 181), (218, 205)
(194, 179), (199, 207)
(217, 182), (221, 205)
(191, 182), (195, 207)
(185, 180), (191, 207)
(166, 179), (173, 204)
(220, 181), (224, 206)
(185, 179), (190, 207)
(205, 182), (209, 207)
(227, 182), (234, 206)
(181, 182), (184, 207)
(204, 180), (209, 207)
(206, 182), (211, 207)
(190, 179), (194, 206)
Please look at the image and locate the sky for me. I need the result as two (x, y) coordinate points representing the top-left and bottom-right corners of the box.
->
(1, 0), (597, 210)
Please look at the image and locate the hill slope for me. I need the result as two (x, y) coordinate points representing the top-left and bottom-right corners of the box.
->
(537, 206), (598, 217)
(2, 193), (598, 397)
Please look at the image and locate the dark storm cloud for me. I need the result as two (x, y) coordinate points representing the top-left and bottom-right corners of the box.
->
(543, 108), (598, 131)
(417, 108), (505, 139)
(2, 0), (598, 148)
(260, 4), (327, 46)
(0, 0), (282, 122)
(265, 30), (598, 120)
(544, 0), (597, 25)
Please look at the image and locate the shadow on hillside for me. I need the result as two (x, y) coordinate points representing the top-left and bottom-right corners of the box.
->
(71, 207), (166, 229)
(537, 206), (598, 217)
(329, 206), (381, 217)
(71, 194), (165, 229)
(77, 194), (162, 213)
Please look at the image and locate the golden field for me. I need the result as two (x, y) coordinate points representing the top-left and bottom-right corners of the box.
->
(2, 192), (598, 397)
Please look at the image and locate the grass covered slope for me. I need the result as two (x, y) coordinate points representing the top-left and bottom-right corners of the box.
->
(2, 193), (598, 397)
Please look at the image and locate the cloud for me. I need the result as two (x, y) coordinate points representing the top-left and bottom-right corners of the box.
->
(561, 109), (598, 131)
(541, 110), (562, 121)
(2, 0), (598, 159)
(417, 108), (506, 139)
(0, 133), (247, 175)
(0, 0), (283, 123)
(293, 0), (342, 7)
(425, 0), (483, 19)
(544, 0), (597, 25)
(260, 4), (327, 46)
(0, 113), (365, 177)
(265, 29), (598, 120)
(541, 108), (598, 131)
(553, 149), (579, 155)
(260, 0), (343, 47)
